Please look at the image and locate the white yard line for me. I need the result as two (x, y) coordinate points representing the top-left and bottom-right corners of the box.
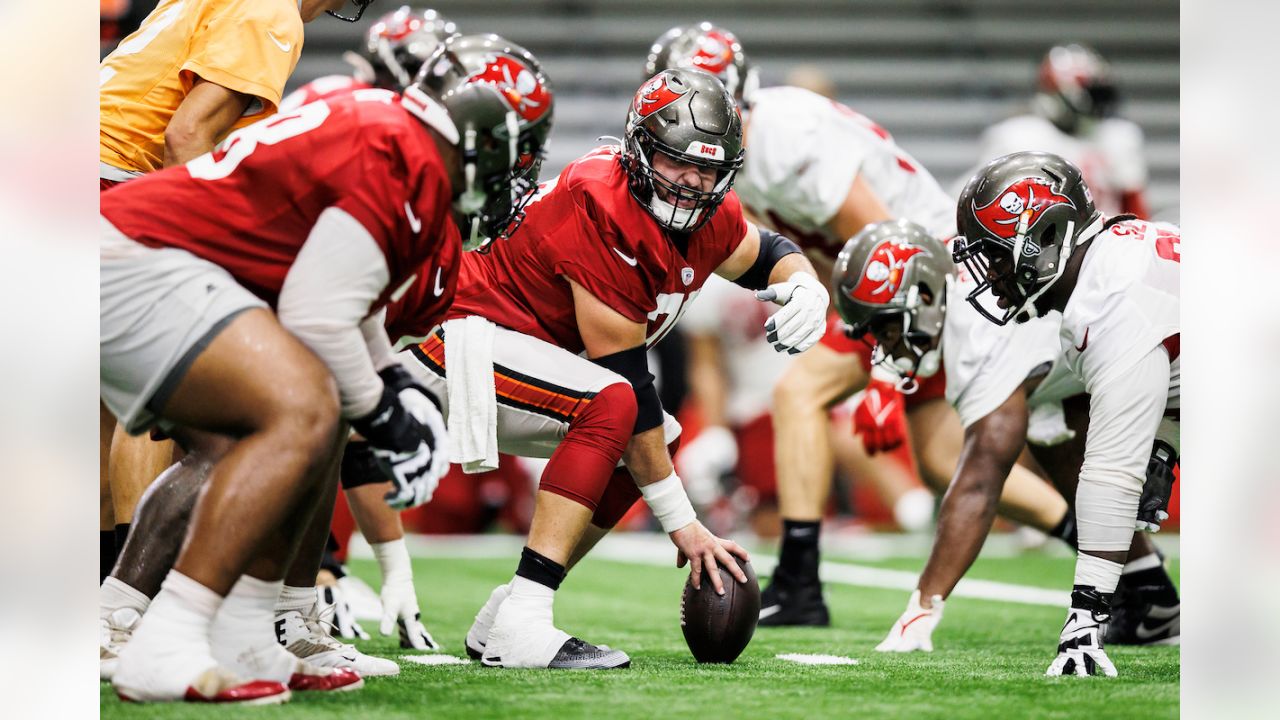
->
(349, 532), (1140, 607)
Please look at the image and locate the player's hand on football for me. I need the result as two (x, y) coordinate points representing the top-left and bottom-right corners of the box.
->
(379, 579), (441, 651)
(353, 383), (451, 510)
(671, 520), (750, 595)
(1045, 588), (1118, 678)
(876, 590), (944, 652)
(852, 376), (907, 454)
(756, 272), (829, 355)
(1136, 441), (1177, 532)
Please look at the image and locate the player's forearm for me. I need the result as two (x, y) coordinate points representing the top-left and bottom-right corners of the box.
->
(767, 251), (817, 287)
(687, 335), (730, 428)
(622, 425), (675, 487)
(916, 464), (1004, 602)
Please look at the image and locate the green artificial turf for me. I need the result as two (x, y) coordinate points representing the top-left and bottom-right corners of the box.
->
(101, 543), (1179, 719)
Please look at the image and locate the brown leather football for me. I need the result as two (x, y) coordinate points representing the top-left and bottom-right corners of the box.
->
(680, 560), (760, 663)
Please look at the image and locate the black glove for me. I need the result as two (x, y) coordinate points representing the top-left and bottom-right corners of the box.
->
(1137, 439), (1177, 532)
(352, 385), (449, 509)
(378, 364), (441, 412)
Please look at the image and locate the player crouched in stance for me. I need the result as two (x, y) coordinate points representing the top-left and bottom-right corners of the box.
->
(950, 152), (1180, 677)
(397, 68), (828, 669)
(99, 33), (551, 703)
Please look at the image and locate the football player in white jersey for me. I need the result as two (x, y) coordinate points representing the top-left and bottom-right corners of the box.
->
(972, 44), (1151, 219)
(831, 215), (1179, 657)
(951, 151), (1180, 676)
(646, 23), (1078, 626)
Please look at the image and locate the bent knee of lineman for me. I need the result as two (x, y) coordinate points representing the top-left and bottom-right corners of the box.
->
(261, 365), (342, 458)
(537, 381), (637, 510)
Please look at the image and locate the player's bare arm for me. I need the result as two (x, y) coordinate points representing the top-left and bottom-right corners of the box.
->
(163, 77), (252, 167)
(824, 173), (895, 241)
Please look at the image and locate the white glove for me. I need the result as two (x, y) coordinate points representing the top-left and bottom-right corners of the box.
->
(675, 425), (738, 506)
(876, 590), (944, 652)
(373, 387), (450, 509)
(316, 584), (370, 640)
(756, 271), (829, 355)
(1045, 589), (1118, 677)
(372, 539), (441, 651)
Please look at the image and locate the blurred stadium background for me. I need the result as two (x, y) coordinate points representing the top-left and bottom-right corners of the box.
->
(99, 0), (1180, 543)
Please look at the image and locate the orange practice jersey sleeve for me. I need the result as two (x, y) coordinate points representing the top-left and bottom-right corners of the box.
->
(99, 0), (303, 174)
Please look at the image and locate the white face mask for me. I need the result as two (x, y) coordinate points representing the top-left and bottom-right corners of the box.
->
(892, 347), (941, 379)
(648, 194), (701, 232)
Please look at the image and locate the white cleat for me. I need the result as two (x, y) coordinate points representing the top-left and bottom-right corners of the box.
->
(113, 613), (288, 704)
(100, 607), (142, 682)
(480, 591), (628, 670)
(466, 583), (511, 660)
(275, 606), (400, 677)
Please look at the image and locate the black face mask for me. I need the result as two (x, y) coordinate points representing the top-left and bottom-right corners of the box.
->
(327, 1), (374, 23)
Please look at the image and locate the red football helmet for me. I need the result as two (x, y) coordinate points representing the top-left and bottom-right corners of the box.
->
(1034, 43), (1119, 134)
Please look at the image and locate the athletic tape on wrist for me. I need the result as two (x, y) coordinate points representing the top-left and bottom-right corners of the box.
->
(639, 472), (697, 533)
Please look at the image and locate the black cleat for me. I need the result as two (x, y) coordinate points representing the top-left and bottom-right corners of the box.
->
(1102, 577), (1180, 645)
(547, 638), (630, 669)
(758, 569), (830, 627)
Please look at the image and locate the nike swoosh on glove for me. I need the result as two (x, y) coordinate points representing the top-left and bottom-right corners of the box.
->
(852, 373), (907, 454)
(380, 579), (441, 651)
(1046, 587), (1119, 677)
(756, 272), (829, 355)
(876, 590), (944, 652)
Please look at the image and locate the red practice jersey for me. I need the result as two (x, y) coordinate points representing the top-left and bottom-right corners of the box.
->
(101, 89), (460, 317)
(446, 146), (748, 354)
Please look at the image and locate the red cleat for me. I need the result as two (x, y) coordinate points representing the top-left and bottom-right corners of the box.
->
(289, 666), (364, 692)
(184, 679), (291, 704)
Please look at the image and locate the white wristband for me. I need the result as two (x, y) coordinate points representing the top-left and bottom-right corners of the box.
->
(370, 538), (413, 585)
(639, 472), (697, 533)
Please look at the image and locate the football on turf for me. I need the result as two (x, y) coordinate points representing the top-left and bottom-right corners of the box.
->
(680, 560), (760, 663)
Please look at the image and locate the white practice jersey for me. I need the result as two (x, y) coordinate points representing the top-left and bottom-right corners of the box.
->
(943, 269), (1074, 429)
(1060, 218), (1180, 397)
(735, 86), (955, 260)
(975, 115), (1147, 216)
(680, 275), (792, 426)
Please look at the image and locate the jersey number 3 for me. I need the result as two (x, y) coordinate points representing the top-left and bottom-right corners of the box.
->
(186, 101), (331, 181)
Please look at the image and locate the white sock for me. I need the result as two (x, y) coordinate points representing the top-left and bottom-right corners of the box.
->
(276, 584), (317, 615)
(1074, 553), (1124, 595)
(101, 576), (151, 617)
(212, 575), (292, 682)
(371, 538), (413, 585)
(505, 576), (555, 622)
(142, 571), (222, 647)
(1122, 552), (1162, 574)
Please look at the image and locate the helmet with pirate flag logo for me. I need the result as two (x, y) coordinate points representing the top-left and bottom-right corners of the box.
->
(407, 34), (554, 250)
(347, 6), (458, 91)
(622, 68), (744, 234)
(832, 219), (953, 390)
(644, 22), (759, 107)
(1034, 43), (1119, 135)
(952, 151), (1103, 325)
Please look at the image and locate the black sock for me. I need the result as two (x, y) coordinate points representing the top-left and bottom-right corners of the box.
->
(515, 546), (566, 591)
(1049, 511), (1078, 549)
(1125, 564), (1180, 606)
(100, 530), (118, 583)
(778, 520), (821, 582)
(113, 523), (131, 558)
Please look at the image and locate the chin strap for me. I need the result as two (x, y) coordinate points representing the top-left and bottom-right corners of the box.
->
(1014, 214), (1105, 322)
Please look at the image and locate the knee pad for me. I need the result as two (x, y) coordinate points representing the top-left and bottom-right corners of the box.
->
(539, 382), (636, 510)
(340, 441), (385, 490)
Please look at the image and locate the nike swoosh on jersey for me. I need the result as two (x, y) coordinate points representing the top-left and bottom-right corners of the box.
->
(432, 268), (445, 297)
(612, 246), (638, 267)
(1075, 327), (1090, 352)
(405, 202), (422, 233)
(267, 31), (292, 53)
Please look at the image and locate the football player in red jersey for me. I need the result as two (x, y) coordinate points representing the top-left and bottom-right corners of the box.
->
(390, 68), (828, 669)
(647, 23), (1078, 628)
(99, 34), (553, 702)
(100, 8), (463, 674)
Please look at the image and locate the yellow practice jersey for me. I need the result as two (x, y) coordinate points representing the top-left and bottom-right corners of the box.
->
(99, 0), (303, 175)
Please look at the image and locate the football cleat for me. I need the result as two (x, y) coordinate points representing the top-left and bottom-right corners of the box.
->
(1046, 587), (1118, 678)
(100, 606), (142, 681)
(285, 665), (363, 693)
(114, 618), (288, 704)
(275, 607), (399, 677)
(119, 666), (290, 705)
(480, 592), (628, 669)
(316, 584), (370, 640)
(1102, 578), (1180, 646)
(466, 583), (512, 660)
(758, 568), (830, 627)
